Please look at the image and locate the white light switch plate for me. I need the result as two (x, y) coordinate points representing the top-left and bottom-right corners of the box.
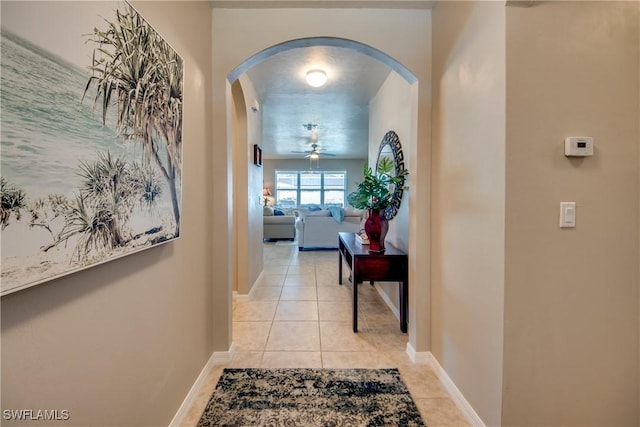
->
(560, 202), (576, 228)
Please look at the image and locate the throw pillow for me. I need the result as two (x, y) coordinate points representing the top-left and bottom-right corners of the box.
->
(308, 204), (321, 211)
(273, 208), (285, 216)
(263, 206), (274, 216)
(345, 207), (366, 219)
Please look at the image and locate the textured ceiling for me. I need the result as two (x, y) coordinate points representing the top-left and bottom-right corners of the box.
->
(244, 45), (392, 159)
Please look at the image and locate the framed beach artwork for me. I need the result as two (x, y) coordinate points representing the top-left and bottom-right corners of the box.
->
(0, 1), (183, 295)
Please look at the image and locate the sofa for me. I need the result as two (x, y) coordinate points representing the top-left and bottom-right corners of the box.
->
(263, 206), (296, 240)
(295, 207), (365, 250)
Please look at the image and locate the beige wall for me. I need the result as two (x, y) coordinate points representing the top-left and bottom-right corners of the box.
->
(431, 2), (506, 425)
(369, 71), (415, 314)
(0, 2), (215, 426)
(244, 79), (266, 294)
(213, 7), (432, 351)
(231, 80), (248, 294)
(432, 2), (639, 424)
(503, 2), (640, 425)
(233, 76), (264, 295)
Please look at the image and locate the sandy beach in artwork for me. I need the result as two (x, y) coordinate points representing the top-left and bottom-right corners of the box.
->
(1, 218), (81, 292)
(1, 216), (173, 294)
(1, 246), (80, 293)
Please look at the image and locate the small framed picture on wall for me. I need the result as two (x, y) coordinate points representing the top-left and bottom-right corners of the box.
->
(253, 144), (262, 166)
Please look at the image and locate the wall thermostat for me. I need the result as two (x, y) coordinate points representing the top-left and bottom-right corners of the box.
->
(564, 137), (593, 157)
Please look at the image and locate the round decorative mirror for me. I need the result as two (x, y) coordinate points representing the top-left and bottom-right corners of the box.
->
(376, 130), (406, 220)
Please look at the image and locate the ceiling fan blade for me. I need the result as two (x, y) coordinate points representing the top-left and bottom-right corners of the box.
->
(322, 153), (337, 157)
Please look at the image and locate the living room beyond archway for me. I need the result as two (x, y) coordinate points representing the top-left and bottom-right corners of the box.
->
(228, 36), (420, 349)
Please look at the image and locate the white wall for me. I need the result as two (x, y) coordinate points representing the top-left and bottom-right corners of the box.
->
(0, 2), (215, 426)
(431, 2), (506, 425)
(503, 2), (640, 425)
(368, 71), (414, 315)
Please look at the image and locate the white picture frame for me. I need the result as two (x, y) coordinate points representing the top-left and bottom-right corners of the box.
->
(0, 1), (184, 295)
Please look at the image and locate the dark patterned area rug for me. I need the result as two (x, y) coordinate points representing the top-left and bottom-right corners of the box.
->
(197, 368), (426, 426)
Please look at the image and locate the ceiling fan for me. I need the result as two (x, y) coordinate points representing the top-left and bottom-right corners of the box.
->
(291, 143), (336, 159)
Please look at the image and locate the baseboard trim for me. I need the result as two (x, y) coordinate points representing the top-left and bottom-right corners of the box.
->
(169, 343), (235, 427)
(403, 345), (484, 426)
(405, 342), (431, 364)
(236, 271), (265, 303)
(428, 354), (486, 427)
(234, 290), (248, 302)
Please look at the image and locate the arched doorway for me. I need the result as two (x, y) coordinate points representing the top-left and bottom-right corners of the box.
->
(227, 35), (426, 358)
(210, 9), (431, 359)
(228, 37), (417, 84)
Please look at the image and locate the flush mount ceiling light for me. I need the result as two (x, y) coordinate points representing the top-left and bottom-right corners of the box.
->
(305, 69), (327, 88)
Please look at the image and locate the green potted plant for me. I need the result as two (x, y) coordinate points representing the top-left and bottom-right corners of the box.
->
(347, 157), (407, 252)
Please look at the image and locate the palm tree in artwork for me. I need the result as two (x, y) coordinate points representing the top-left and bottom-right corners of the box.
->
(58, 152), (163, 261)
(83, 3), (183, 237)
(0, 177), (26, 230)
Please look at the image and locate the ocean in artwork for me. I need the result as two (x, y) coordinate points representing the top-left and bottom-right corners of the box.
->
(0, 7), (182, 295)
(1, 30), (145, 200)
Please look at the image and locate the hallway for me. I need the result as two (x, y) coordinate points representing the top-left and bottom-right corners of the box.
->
(182, 242), (470, 426)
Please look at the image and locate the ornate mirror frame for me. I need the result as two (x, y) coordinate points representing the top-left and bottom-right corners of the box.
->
(376, 130), (406, 220)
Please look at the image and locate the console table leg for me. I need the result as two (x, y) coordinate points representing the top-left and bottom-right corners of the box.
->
(353, 281), (358, 333)
(400, 281), (408, 333)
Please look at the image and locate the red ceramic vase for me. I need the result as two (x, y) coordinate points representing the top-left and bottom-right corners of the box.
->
(364, 208), (388, 253)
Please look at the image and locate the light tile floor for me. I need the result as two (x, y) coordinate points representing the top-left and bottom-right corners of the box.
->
(182, 242), (470, 427)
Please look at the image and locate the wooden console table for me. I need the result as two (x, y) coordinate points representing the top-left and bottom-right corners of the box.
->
(338, 232), (408, 333)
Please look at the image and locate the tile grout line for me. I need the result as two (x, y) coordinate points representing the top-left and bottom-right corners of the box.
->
(261, 270), (279, 366)
(314, 261), (325, 367)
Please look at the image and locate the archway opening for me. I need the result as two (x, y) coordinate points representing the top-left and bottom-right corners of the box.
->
(226, 35), (422, 358)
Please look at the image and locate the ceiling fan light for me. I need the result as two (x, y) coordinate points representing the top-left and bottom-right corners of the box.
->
(306, 69), (327, 88)
(309, 152), (319, 159)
